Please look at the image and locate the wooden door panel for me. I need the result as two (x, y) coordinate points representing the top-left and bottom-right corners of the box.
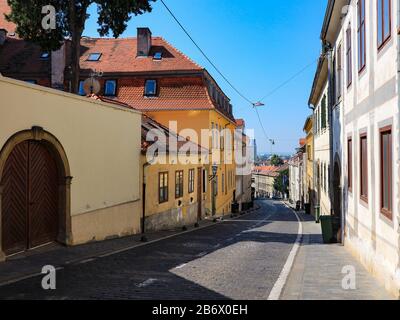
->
(28, 142), (59, 248)
(1, 142), (29, 255)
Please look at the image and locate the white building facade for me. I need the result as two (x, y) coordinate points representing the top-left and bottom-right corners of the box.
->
(320, 0), (400, 297)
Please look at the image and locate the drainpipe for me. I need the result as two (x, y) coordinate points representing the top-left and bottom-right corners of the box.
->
(141, 160), (152, 243)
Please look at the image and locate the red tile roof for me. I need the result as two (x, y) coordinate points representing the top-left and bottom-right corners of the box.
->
(87, 94), (133, 109)
(0, 38), (49, 76)
(141, 114), (208, 154)
(106, 77), (214, 111)
(79, 37), (203, 74)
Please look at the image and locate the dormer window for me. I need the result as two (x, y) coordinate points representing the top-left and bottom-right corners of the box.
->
(144, 80), (157, 97)
(153, 52), (163, 60)
(40, 52), (50, 60)
(87, 53), (102, 61)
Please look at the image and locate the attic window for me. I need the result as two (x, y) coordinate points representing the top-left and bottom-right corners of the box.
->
(153, 52), (163, 60)
(144, 80), (157, 97)
(40, 52), (50, 60)
(87, 53), (102, 61)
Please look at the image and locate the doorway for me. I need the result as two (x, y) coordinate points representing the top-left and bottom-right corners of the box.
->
(1, 140), (60, 255)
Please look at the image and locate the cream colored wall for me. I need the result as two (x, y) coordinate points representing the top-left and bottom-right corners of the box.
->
(314, 81), (331, 216)
(0, 77), (142, 244)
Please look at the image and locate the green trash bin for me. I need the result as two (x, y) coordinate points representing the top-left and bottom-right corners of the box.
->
(320, 215), (334, 244)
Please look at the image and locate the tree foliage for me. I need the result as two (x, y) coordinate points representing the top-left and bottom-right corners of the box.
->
(6, 0), (155, 92)
(270, 154), (284, 166)
(274, 169), (289, 197)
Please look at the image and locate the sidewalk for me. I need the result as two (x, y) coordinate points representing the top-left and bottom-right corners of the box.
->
(281, 212), (394, 300)
(0, 206), (259, 287)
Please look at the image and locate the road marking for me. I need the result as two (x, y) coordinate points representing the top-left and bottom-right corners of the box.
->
(0, 266), (64, 288)
(268, 202), (303, 300)
(175, 263), (187, 269)
(77, 258), (96, 265)
(137, 278), (158, 288)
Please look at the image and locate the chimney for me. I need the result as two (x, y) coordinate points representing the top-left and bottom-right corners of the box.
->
(0, 29), (7, 46)
(51, 43), (66, 90)
(137, 27), (152, 57)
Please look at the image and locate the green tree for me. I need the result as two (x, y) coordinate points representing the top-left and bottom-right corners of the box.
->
(274, 169), (289, 197)
(6, 0), (155, 93)
(270, 154), (283, 166)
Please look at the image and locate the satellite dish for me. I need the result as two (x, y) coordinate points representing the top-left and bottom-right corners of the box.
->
(83, 78), (101, 95)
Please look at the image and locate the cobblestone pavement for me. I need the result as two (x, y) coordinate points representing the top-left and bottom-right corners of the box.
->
(281, 212), (394, 300)
(0, 200), (299, 300)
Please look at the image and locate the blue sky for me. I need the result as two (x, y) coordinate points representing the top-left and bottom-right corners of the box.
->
(84, 0), (327, 155)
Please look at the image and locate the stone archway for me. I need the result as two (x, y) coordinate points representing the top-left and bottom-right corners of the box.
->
(0, 127), (72, 261)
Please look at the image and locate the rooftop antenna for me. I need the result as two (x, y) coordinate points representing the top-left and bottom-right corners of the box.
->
(83, 69), (103, 95)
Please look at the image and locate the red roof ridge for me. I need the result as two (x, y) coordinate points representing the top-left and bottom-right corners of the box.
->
(158, 36), (204, 70)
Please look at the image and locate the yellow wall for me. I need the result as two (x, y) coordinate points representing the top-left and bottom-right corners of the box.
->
(0, 77), (142, 245)
(304, 118), (314, 205)
(141, 152), (208, 230)
(209, 110), (237, 215)
(145, 109), (237, 217)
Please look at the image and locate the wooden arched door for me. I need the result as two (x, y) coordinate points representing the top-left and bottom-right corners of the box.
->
(1, 140), (59, 256)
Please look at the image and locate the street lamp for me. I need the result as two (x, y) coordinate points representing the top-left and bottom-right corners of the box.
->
(252, 101), (265, 108)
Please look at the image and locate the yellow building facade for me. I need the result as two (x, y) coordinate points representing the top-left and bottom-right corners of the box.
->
(303, 116), (315, 213)
(145, 108), (237, 217)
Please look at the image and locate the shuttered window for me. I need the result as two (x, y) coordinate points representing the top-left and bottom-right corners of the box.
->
(346, 26), (352, 87)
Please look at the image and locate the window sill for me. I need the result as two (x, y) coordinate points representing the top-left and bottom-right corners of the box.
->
(378, 35), (392, 53)
(360, 196), (369, 207)
(380, 208), (393, 221)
